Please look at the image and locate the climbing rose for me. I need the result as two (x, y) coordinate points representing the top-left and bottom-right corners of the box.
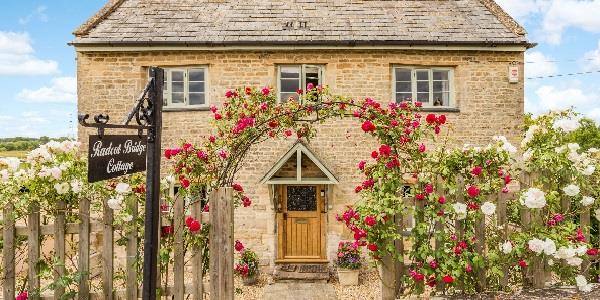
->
(284, 129), (293, 137)
(161, 225), (174, 237)
(242, 196), (252, 207)
(188, 220), (201, 232)
(471, 166), (483, 176)
(364, 215), (376, 226)
(414, 273), (425, 281)
(504, 175), (512, 184)
(361, 120), (376, 132)
(225, 90), (236, 98)
(16, 291), (27, 300)
(480, 202), (496, 216)
(424, 183), (434, 194)
(185, 216), (195, 227)
(234, 240), (244, 252)
(467, 185), (480, 197)
(465, 263), (473, 273)
(355, 186), (363, 193)
(521, 188), (546, 209)
(379, 144), (392, 156)
(371, 151), (379, 159)
(196, 150), (208, 161)
(438, 196), (446, 204)
(180, 178), (190, 189)
(587, 248), (598, 256)
(563, 184), (581, 197)
(261, 87), (270, 96)
(442, 275), (454, 284)
(306, 82), (315, 90)
(426, 114), (437, 124)
(232, 183), (244, 192)
(214, 113), (222, 120)
(518, 260), (528, 268)
(357, 160), (366, 170)
(419, 143), (426, 153)
(416, 193), (425, 201)
(437, 115), (447, 124)
(367, 244), (378, 251)
(245, 87), (252, 95)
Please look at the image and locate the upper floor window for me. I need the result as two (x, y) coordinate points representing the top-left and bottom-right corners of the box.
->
(278, 65), (323, 102)
(393, 67), (454, 107)
(163, 67), (208, 108)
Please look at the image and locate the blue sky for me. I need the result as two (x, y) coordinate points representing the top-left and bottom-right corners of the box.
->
(0, 0), (599, 138)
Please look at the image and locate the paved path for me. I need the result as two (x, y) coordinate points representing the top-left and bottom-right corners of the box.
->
(264, 282), (337, 300)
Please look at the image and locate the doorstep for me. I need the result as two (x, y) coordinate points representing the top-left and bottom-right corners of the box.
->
(273, 263), (330, 282)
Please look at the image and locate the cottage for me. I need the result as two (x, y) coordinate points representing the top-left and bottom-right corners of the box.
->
(73, 0), (532, 279)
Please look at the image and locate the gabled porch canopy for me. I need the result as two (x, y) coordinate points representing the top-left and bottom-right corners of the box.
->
(260, 141), (338, 185)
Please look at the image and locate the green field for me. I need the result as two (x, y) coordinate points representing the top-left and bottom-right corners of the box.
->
(0, 150), (28, 158)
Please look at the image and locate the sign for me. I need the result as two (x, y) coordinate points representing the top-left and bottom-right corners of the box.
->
(508, 65), (519, 83)
(87, 135), (147, 182)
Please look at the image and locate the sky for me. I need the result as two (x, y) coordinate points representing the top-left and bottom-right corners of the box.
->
(0, 0), (599, 138)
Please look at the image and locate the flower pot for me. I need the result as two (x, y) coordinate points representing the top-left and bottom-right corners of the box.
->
(337, 268), (359, 286)
(243, 274), (258, 286)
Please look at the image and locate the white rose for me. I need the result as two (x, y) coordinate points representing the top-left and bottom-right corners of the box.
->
(521, 188), (546, 209)
(528, 238), (545, 254)
(555, 246), (576, 259)
(542, 238), (556, 255)
(523, 149), (534, 161)
(568, 151), (581, 163)
(553, 118), (580, 132)
(589, 148), (599, 154)
(71, 180), (83, 194)
(165, 174), (175, 184)
(481, 202), (496, 216)
(54, 182), (70, 195)
(522, 125), (539, 146)
(563, 184), (580, 197)
(452, 203), (467, 220)
(0, 157), (20, 171)
(582, 164), (595, 176)
(107, 195), (124, 210)
(1, 169), (9, 182)
(566, 256), (583, 266)
(547, 258), (554, 266)
(115, 183), (131, 194)
(568, 143), (581, 152)
(555, 146), (567, 154)
(500, 241), (513, 254)
(122, 214), (133, 222)
(581, 196), (595, 207)
(576, 275), (588, 287)
(50, 167), (62, 180)
(575, 245), (588, 256)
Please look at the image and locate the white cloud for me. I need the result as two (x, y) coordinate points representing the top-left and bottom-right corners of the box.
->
(0, 31), (58, 75)
(495, 0), (547, 21)
(17, 77), (76, 103)
(528, 84), (598, 117)
(541, 0), (600, 45)
(582, 40), (600, 71)
(525, 51), (558, 78)
(18, 6), (48, 25)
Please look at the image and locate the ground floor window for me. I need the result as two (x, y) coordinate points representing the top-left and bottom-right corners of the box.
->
(393, 67), (454, 108)
(278, 65), (324, 103)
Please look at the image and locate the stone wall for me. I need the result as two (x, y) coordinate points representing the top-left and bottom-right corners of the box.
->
(76, 49), (525, 270)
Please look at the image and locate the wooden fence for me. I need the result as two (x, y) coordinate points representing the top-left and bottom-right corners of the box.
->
(1, 188), (235, 300)
(380, 173), (593, 299)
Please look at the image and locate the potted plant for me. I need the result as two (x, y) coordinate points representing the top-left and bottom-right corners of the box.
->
(234, 240), (259, 285)
(336, 241), (362, 286)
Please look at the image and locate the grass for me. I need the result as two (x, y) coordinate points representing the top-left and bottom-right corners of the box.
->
(0, 150), (28, 158)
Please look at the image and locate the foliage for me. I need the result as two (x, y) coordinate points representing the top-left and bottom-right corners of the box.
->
(336, 241), (362, 270)
(0, 136), (71, 152)
(233, 240), (259, 278)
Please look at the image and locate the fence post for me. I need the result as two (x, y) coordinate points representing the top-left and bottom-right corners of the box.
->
(126, 194), (139, 300)
(54, 200), (66, 299)
(192, 200), (205, 300)
(394, 206), (405, 297)
(455, 176), (465, 292)
(435, 177), (446, 293)
(3, 203), (15, 299)
(103, 198), (114, 300)
(474, 196), (487, 292)
(519, 173), (532, 287)
(173, 195), (185, 300)
(497, 191), (509, 289)
(28, 202), (40, 300)
(209, 188), (234, 300)
(78, 198), (90, 300)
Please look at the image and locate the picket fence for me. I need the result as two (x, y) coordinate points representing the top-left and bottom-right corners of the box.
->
(1, 188), (235, 300)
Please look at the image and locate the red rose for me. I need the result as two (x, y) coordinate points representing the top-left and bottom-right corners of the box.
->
(225, 90), (235, 98)
(161, 225), (174, 237)
(234, 240), (244, 252)
(185, 216), (195, 227)
(367, 243), (378, 252)
(442, 275), (453, 284)
(362, 179), (375, 189)
(416, 193), (425, 201)
(436, 115), (447, 125)
(390, 119), (399, 127)
(232, 183), (244, 192)
(203, 204), (209, 212)
(361, 120), (376, 132)
(261, 87), (270, 96)
(415, 101), (423, 107)
(284, 129), (293, 137)
(587, 248), (598, 256)
(504, 175), (512, 185)
(426, 276), (436, 287)
(196, 151), (208, 161)
(465, 263), (473, 273)
(180, 178), (190, 189)
(426, 114), (436, 124)
(209, 135), (216, 143)
(188, 220), (201, 232)
(268, 120), (279, 128)
(357, 160), (366, 170)
(371, 151), (379, 159)
(379, 144), (392, 156)
(354, 186), (363, 193)
(245, 87), (252, 95)
(242, 196), (252, 207)
(467, 185), (480, 197)
(438, 196), (446, 204)
(434, 126), (441, 134)
(364, 215), (376, 226)
(419, 143), (426, 153)
(414, 273), (425, 281)
(518, 260), (527, 268)
(467, 202), (479, 210)
(471, 166), (483, 176)
(214, 113), (222, 120)
(296, 88), (303, 94)
(424, 183), (434, 194)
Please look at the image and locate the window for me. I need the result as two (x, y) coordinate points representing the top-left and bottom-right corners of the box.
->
(163, 67), (208, 108)
(393, 67), (454, 107)
(278, 65), (323, 102)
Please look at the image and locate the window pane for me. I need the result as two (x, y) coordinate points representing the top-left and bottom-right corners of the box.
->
(396, 82), (411, 93)
(280, 93), (299, 102)
(416, 93), (429, 103)
(281, 78), (300, 93)
(416, 70), (429, 81)
(305, 66), (320, 88)
(396, 93), (412, 102)
(281, 66), (300, 79)
(172, 71), (184, 82)
(433, 70), (449, 81)
(189, 81), (205, 93)
(189, 93), (205, 105)
(171, 92), (184, 103)
(417, 81), (429, 93)
(433, 92), (450, 106)
(395, 69), (411, 81)
(172, 82), (184, 93)
(189, 69), (205, 81)
(433, 81), (450, 92)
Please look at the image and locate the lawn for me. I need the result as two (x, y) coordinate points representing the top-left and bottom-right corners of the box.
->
(0, 150), (28, 158)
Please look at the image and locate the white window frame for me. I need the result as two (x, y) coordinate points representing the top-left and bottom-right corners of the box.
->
(163, 67), (209, 108)
(392, 66), (455, 108)
(277, 64), (324, 103)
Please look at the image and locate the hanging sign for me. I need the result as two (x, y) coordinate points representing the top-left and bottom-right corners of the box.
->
(87, 135), (147, 182)
(508, 65), (519, 83)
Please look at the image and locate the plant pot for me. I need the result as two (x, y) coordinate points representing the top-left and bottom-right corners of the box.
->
(337, 268), (359, 286)
(243, 274), (258, 286)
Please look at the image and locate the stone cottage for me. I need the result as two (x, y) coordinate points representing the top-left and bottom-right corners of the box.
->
(72, 0), (532, 278)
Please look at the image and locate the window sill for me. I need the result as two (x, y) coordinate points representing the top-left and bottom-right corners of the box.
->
(163, 106), (210, 112)
(420, 107), (460, 113)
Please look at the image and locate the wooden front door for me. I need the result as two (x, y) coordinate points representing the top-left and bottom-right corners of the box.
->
(277, 185), (326, 261)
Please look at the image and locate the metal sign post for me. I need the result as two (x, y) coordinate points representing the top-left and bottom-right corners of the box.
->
(79, 67), (164, 299)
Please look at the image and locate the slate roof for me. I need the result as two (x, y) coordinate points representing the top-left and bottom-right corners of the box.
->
(71, 0), (532, 47)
